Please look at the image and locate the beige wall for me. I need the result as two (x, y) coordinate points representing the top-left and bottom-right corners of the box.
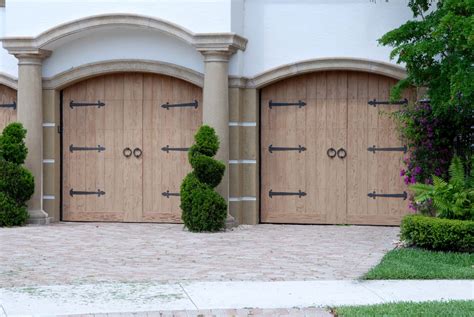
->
(42, 89), (60, 221)
(228, 87), (259, 224)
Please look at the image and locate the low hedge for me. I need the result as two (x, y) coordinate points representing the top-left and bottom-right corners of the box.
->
(401, 214), (474, 252)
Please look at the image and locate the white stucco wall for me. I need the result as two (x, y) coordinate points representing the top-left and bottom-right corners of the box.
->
(0, 0), (413, 80)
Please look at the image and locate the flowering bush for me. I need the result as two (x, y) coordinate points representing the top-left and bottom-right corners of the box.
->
(394, 101), (457, 214)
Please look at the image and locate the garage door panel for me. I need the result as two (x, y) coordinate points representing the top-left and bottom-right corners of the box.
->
(0, 85), (17, 132)
(262, 71), (411, 225)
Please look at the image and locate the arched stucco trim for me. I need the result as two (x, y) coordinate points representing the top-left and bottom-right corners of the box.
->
(42, 59), (205, 90)
(1, 13), (247, 56)
(0, 72), (18, 90)
(245, 58), (407, 89)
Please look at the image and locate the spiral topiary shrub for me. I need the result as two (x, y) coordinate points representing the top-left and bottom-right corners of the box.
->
(0, 122), (33, 227)
(180, 125), (227, 232)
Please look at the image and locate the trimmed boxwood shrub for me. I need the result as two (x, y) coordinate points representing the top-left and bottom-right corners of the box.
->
(180, 125), (227, 232)
(0, 122), (34, 227)
(401, 214), (474, 252)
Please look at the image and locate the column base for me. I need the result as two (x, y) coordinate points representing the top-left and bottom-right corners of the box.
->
(27, 209), (52, 225)
(225, 214), (238, 229)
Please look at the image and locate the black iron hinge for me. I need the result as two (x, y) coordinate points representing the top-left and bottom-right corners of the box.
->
(161, 145), (190, 153)
(69, 189), (106, 197)
(269, 100), (306, 109)
(161, 100), (198, 110)
(0, 101), (16, 110)
(269, 189), (306, 198)
(57, 125), (63, 134)
(367, 145), (407, 153)
(70, 100), (105, 109)
(69, 145), (106, 153)
(368, 191), (407, 200)
(368, 98), (408, 107)
(269, 145), (306, 153)
(162, 190), (180, 198)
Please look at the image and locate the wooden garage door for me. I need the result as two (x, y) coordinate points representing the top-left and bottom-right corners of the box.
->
(0, 85), (17, 132)
(261, 71), (414, 225)
(62, 73), (202, 222)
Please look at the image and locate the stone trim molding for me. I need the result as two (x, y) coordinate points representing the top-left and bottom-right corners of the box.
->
(1, 13), (247, 56)
(229, 58), (407, 89)
(42, 59), (205, 89)
(0, 72), (18, 89)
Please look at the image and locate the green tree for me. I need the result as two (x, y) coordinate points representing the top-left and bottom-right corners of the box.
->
(180, 125), (227, 232)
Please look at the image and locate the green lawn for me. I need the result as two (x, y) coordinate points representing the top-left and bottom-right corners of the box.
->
(334, 300), (474, 317)
(363, 248), (474, 279)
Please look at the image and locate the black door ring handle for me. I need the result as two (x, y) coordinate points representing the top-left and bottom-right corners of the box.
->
(123, 147), (132, 158)
(327, 148), (337, 158)
(337, 148), (347, 159)
(133, 147), (143, 158)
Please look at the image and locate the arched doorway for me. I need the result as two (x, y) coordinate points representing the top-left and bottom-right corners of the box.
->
(260, 71), (414, 225)
(61, 72), (202, 222)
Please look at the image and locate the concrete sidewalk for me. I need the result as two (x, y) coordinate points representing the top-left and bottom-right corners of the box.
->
(1, 280), (472, 316)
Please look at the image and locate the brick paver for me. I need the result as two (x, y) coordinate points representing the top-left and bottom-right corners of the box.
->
(0, 223), (398, 287)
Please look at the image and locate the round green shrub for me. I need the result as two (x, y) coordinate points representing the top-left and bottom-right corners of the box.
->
(401, 214), (474, 252)
(191, 154), (225, 188)
(180, 125), (227, 232)
(0, 192), (29, 227)
(0, 122), (28, 164)
(0, 160), (35, 205)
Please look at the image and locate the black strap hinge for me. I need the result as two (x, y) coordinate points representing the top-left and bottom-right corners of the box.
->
(70, 100), (105, 109)
(269, 100), (306, 109)
(368, 98), (408, 107)
(161, 145), (190, 153)
(269, 189), (306, 198)
(69, 145), (106, 153)
(162, 190), (180, 198)
(368, 191), (407, 200)
(161, 100), (198, 110)
(0, 101), (16, 110)
(69, 189), (105, 197)
(367, 145), (407, 153)
(269, 145), (306, 153)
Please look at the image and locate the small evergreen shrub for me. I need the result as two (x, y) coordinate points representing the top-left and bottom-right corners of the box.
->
(0, 192), (28, 227)
(180, 125), (227, 232)
(401, 215), (474, 252)
(0, 122), (34, 227)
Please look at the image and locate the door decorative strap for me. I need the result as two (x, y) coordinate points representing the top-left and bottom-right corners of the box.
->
(367, 145), (407, 153)
(269, 144), (306, 153)
(69, 189), (106, 197)
(269, 100), (306, 109)
(368, 98), (408, 107)
(162, 190), (180, 198)
(161, 145), (190, 153)
(161, 100), (198, 110)
(368, 191), (407, 200)
(0, 101), (16, 110)
(70, 100), (105, 109)
(269, 189), (306, 198)
(69, 145), (106, 153)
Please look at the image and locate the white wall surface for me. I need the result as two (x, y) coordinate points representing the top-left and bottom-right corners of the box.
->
(0, 0), (413, 80)
(42, 27), (204, 78)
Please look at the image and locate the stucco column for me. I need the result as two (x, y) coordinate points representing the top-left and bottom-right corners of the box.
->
(200, 50), (235, 226)
(15, 51), (51, 224)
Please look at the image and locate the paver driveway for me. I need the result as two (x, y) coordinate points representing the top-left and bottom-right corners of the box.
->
(0, 223), (398, 287)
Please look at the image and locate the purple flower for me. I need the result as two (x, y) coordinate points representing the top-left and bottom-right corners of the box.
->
(410, 176), (416, 184)
(413, 166), (422, 175)
(400, 169), (406, 176)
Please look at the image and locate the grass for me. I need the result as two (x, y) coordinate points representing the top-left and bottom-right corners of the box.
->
(333, 300), (474, 317)
(363, 248), (474, 279)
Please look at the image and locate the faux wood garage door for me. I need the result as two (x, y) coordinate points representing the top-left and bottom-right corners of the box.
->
(0, 85), (17, 132)
(261, 71), (414, 225)
(62, 73), (202, 222)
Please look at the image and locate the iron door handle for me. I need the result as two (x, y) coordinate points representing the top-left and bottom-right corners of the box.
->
(133, 147), (143, 158)
(337, 148), (347, 159)
(123, 147), (132, 158)
(327, 148), (337, 158)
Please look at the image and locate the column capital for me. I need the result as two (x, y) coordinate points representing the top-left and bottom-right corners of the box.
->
(194, 33), (247, 62)
(14, 49), (52, 65)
